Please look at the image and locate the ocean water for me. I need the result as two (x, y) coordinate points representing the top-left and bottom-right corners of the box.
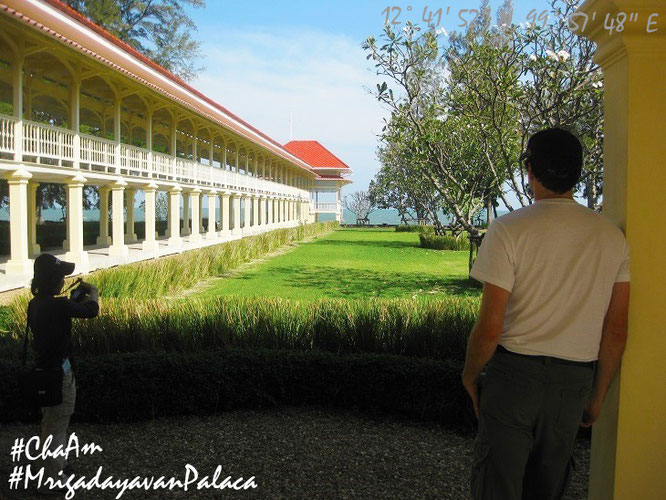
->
(0, 207), (498, 225)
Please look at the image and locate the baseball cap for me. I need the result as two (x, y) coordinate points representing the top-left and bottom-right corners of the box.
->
(33, 253), (75, 277)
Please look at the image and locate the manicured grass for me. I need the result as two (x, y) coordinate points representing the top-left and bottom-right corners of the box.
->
(198, 228), (479, 300)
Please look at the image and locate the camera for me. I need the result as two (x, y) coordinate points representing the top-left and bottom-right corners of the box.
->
(70, 279), (90, 303)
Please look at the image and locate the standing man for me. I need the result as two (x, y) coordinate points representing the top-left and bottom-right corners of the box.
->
(462, 128), (630, 499)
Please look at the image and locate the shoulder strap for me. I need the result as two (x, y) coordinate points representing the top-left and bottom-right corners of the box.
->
(21, 302), (31, 367)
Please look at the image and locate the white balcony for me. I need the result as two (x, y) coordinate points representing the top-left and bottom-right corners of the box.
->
(0, 114), (309, 201)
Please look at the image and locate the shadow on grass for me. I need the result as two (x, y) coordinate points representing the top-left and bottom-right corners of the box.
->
(233, 266), (479, 298)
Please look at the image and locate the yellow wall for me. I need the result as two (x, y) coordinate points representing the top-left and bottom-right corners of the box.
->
(580, 1), (666, 498)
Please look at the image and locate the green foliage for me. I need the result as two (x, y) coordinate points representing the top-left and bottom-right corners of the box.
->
(198, 228), (478, 300)
(3, 295), (478, 360)
(395, 225), (434, 233)
(87, 222), (338, 299)
(0, 350), (471, 428)
(419, 233), (470, 251)
(62, 0), (205, 81)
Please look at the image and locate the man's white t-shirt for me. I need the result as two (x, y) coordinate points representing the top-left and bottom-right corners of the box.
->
(470, 198), (630, 362)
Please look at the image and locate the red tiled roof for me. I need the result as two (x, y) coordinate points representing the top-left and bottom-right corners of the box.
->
(284, 141), (352, 171)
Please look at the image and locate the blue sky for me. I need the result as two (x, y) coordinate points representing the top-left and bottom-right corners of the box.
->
(185, 1), (571, 206)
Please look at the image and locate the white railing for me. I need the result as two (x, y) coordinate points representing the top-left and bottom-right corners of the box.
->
(0, 114), (311, 200)
(312, 202), (339, 213)
(0, 115), (16, 155)
(80, 133), (116, 171)
(23, 120), (75, 165)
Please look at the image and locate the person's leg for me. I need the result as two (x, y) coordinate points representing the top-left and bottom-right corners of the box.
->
(471, 355), (543, 500)
(522, 364), (593, 500)
(39, 370), (76, 486)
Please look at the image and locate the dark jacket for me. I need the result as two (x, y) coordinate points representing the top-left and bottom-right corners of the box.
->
(27, 296), (99, 370)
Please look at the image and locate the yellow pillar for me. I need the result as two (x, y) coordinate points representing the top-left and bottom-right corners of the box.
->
(577, 1), (666, 498)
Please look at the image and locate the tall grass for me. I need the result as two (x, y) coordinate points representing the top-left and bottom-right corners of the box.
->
(82, 221), (337, 299)
(419, 233), (470, 251)
(3, 295), (479, 361)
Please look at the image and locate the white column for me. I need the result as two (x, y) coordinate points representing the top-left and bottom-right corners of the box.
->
(243, 196), (251, 233)
(205, 190), (217, 240)
(5, 169), (33, 275)
(12, 53), (23, 162)
(113, 94), (121, 175)
(146, 107), (153, 178)
(181, 191), (190, 236)
(28, 181), (40, 257)
(109, 179), (128, 258)
(220, 193), (230, 236)
(96, 186), (111, 246)
(62, 187), (70, 251)
(70, 75), (81, 170)
(198, 193), (204, 235)
(232, 195), (241, 235)
(168, 185), (182, 248)
(281, 199), (286, 224)
(190, 189), (202, 243)
(252, 195), (259, 229)
(142, 183), (160, 253)
(259, 196), (266, 227)
(64, 174), (89, 270)
(267, 197), (273, 227)
(125, 188), (137, 242)
(336, 188), (342, 222)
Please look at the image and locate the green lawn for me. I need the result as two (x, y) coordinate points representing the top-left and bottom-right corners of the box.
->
(196, 228), (480, 300)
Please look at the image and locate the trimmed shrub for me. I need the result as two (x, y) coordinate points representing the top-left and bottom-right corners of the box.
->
(0, 350), (472, 430)
(419, 233), (470, 251)
(396, 224), (434, 233)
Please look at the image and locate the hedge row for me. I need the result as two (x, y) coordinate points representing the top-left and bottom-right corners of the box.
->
(419, 233), (471, 251)
(0, 350), (473, 431)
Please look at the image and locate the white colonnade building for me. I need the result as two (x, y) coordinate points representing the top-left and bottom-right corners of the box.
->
(0, 0), (351, 290)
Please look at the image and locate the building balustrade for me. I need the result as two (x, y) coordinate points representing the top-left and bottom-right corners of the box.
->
(0, 114), (308, 201)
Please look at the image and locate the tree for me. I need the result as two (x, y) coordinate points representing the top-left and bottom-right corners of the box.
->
(343, 191), (377, 225)
(63, 0), (205, 81)
(365, 23), (490, 236)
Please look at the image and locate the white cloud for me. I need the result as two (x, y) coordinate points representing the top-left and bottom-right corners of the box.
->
(193, 27), (388, 196)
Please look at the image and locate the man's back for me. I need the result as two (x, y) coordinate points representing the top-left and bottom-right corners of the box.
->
(471, 198), (630, 361)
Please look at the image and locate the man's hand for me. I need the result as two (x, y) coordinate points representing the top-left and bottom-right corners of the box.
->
(581, 396), (602, 428)
(461, 282), (509, 420)
(462, 373), (480, 418)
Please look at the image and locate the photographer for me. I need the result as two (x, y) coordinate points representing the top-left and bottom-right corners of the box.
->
(27, 253), (99, 490)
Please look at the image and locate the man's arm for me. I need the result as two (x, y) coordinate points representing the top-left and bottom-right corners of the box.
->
(582, 281), (630, 427)
(462, 282), (510, 418)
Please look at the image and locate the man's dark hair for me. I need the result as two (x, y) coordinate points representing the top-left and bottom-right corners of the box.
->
(525, 128), (583, 194)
